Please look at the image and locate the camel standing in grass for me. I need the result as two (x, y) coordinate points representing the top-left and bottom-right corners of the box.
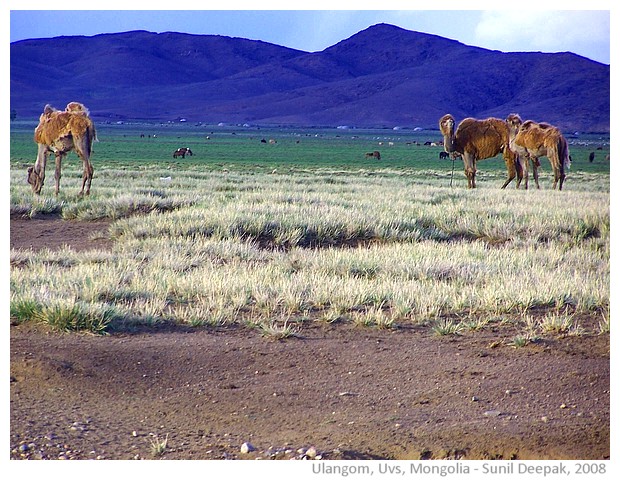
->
(505, 114), (570, 190)
(27, 102), (96, 196)
(439, 114), (520, 189)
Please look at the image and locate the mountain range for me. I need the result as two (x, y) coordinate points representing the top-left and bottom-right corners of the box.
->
(10, 23), (610, 132)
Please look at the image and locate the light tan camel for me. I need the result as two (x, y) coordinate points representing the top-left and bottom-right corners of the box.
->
(439, 114), (520, 189)
(505, 114), (570, 190)
(27, 102), (96, 196)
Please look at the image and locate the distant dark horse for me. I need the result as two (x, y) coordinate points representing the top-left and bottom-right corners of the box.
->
(439, 151), (450, 159)
(364, 151), (381, 160)
(173, 147), (193, 158)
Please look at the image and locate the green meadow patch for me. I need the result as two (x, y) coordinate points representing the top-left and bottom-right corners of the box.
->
(10, 122), (610, 335)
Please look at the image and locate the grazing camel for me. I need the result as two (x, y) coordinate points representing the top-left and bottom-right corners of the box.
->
(364, 151), (381, 160)
(173, 147), (193, 158)
(439, 114), (520, 189)
(27, 102), (96, 196)
(505, 114), (570, 190)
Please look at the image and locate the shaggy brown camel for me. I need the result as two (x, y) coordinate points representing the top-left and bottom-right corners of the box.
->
(439, 114), (520, 189)
(27, 102), (97, 196)
(505, 114), (570, 190)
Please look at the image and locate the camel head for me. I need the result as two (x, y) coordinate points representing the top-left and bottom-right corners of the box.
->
(38, 104), (57, 123)
(65, 102), (89, 114)
(505, 113), (523, 138)
(439, 114), (457, 153)
(43, 104), (56, 115)
(27, 166), (43, 194)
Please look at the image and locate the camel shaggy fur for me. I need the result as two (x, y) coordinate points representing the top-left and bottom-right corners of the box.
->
(505, 114), (570, 190)
(439, 114), (520, 189)
(27, 102), (96, 196)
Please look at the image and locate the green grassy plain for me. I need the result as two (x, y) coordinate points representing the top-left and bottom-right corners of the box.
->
(10, 121), (610, 337)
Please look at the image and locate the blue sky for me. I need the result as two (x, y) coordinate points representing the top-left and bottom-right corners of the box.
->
(8, 4), (612, 64)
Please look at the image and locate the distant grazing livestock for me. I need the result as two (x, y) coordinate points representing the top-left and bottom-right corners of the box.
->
(439, 151), (449, 160)
(269, 139), (277, 144)
(260, 138), (267, 143)
(365, 151), (381, 160)
(27, 102), (96, 196)
(589, 151), (595, 163)
(173, 147), (193, 158)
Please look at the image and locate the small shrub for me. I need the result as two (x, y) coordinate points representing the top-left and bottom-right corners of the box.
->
(33, 301), (111, 334)
(10, 299), (40, 324)
(432, 319), (464, 336)
(254, 319), (301, 340)
(318, 307), (345, 324)
(509, 335), (531, 348)
(353, 305), (396, 329)
(149, 434), (169, 457)
(462, 317), (489, 331)
(539, 313), (575, 335)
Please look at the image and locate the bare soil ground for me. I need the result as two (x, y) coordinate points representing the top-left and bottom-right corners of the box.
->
(9, 216), (610, 460)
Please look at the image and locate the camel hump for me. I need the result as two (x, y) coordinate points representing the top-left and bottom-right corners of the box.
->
(518, 120), (538, 132)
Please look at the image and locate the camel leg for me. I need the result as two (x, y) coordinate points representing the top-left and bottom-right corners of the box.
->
(462, 153), (476, 188)
(550, 157), (562, 190)
(531, 158), (541, 189)
(463, 169), (476, 188)
(54, 153), (63, 196)
(555, 169), (566, 190)
(78, 158), (94, 196)
(75, 140), (94, 196)
(519, 155), (529, 190)
(80, 159), (94, 196)
(557, 157), (566, 190)
(515, 159), (523, 189)
(501, 154), (518, 189)
(500, 173), (514, 189)
(86, 162), (94, 195)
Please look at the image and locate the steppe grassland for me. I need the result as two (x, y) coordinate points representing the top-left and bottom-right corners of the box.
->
(10, 124), (610, 337)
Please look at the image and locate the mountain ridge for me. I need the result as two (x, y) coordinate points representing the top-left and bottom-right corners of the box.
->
(10, 23), (610, 132)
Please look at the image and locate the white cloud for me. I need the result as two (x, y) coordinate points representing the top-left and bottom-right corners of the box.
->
(474, 10), (609, 62)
